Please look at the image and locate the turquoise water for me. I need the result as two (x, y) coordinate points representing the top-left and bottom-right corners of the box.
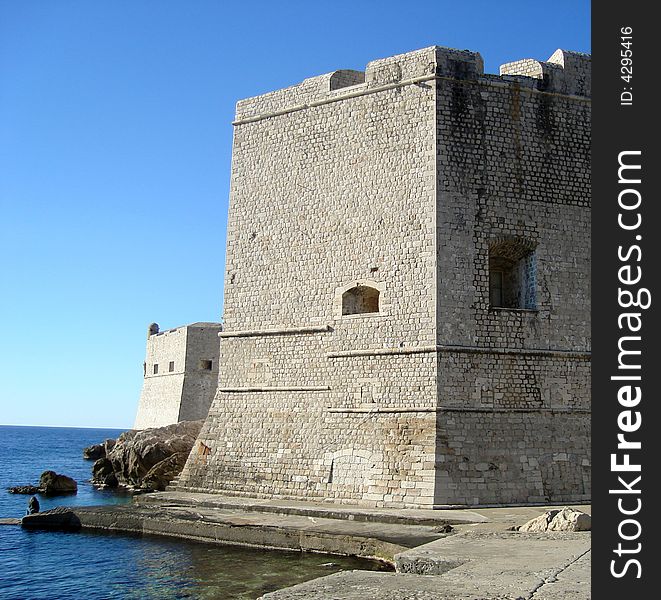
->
(0, 426), (390, 599)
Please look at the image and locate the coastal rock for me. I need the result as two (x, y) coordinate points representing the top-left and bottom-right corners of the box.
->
(83, 438), (116, 460)
(518, 507), (591, 532)
(83, 444), (106, 460)
(91, 420), (203, 492)
(39, 471), (78, 495)
(91, 458), (118, 487)
(21, 507), (81, 531)
(7, 473), (77, 496)
(7, 485), (41, 495)
(141, 452), (190, 491)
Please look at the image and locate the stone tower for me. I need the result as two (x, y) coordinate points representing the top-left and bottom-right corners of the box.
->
(133, 322), (222, 429)
(175, 46), (591, 508)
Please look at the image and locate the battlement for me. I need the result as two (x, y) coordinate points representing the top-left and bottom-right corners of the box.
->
(234, 46), (589, 123)
(500, 49), (591, 97)
(149, 321), (222, 338)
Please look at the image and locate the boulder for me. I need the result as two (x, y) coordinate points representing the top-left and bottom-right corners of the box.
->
(518, 507), (591, 532)
(91, 458), (118, 487)
(21, 507), (81, 531)
(90, 420), (203, 492)
(39, 471), (78, 495)
(547, 507), (592, 531)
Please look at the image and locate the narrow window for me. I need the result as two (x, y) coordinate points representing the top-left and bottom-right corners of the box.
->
(489, 270), (503, 307)
(342, 285), (380, 316)
(168, 361), (175, 372)
(200, 360), (212, 371)
(143, 362), (146, 377)
(153, 364), (159, 375)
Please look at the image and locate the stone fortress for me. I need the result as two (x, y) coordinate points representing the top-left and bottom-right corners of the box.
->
(133, 322), (222, 429)
(147, 44), (591, 509)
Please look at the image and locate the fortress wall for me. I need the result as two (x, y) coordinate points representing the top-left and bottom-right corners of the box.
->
(185, 387), (437, 507)
(225, 55), (439, 336)
(437, 351), (591, 410)
(134, 327), (188, 429)
(133, 374), (186, 430)
(435, 411), (591, 505)
(434, 52), (591, 504)
(178, 325), (222, 422)
(181, 333), (438, 506)
(435, 56), (591, 348)
(177, 48), (442, 506)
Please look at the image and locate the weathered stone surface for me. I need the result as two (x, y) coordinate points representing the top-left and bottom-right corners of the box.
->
(7, 485), (41, 495)
(262, 528), (592, 599)
(21, 507), (81, 531)
(91, 421), (203, 491)
(39, 471), (77, 495)
(518, 507), (591, 532)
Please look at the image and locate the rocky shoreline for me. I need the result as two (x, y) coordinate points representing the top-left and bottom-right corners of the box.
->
(7, 421), (201, 502)
(85, 420), (202, 492)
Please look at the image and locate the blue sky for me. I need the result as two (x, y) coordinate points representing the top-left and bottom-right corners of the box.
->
(0, 1), (590, 428)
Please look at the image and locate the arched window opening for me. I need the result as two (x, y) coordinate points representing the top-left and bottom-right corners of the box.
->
(489, 237), (537, 309)
(342, 284), (380, 316)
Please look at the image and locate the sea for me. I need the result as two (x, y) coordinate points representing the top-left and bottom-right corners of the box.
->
(0, 425), (389, 599)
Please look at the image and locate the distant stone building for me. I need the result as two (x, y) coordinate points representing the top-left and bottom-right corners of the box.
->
(133, 322), (222, 430)
(174, 45), (591, 508)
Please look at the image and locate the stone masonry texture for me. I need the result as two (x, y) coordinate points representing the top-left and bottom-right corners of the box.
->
(175, 45), (591, 508)
(133, 322), (222, 429)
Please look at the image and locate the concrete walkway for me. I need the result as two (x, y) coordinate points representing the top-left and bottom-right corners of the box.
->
(72, 501), (446, 560)
(261, 539), (590, 600)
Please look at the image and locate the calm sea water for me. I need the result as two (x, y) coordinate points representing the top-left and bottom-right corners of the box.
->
(0, 426), (389, 599)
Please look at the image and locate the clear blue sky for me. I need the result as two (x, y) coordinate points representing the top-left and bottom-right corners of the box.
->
(0, 1), (590, 429)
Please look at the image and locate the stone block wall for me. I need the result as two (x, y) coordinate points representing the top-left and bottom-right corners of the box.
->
(435, 411), (591, 505)
(434, 49), (590, 504)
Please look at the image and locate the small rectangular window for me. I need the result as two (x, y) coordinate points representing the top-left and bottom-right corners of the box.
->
(169, 361), (175, 372)
(201, 360), (212, 371)
(153, 364), (159, 375)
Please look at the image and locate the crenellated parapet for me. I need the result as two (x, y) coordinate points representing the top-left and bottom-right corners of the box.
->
(234, 46), (588, 124)
(500, 49), (591, 97)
